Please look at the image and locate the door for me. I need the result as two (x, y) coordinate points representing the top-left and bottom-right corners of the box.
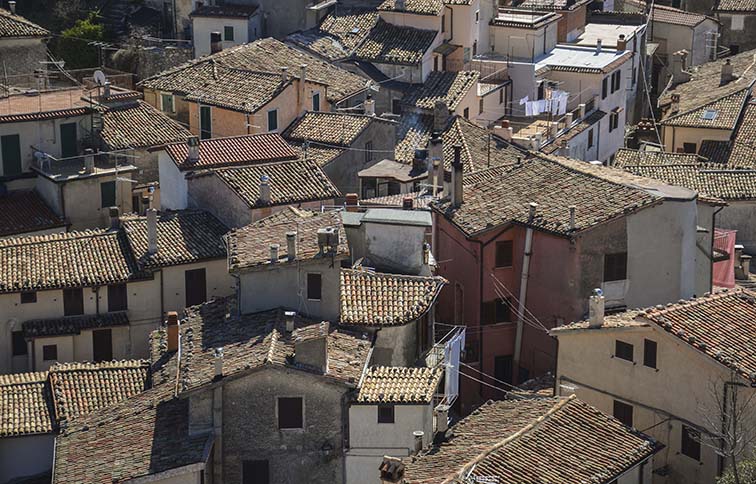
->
(92, 329), (113, 362)
(200, 106), (212, 139)
(60, 123), (78, 158)
(1, 134), (21, 176)
(185, 268), (207, 307)
(494, 355), (513, 385)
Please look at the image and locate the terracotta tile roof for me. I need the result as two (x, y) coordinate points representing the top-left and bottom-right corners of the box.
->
(162, 133), (298, 171)
(0, 190), (65, 237)
(100, 100), (190, 151)
(0, 371), (51, 437)
(623, 165), (756, 200)
(404, 71), (480, 111)
(183, 66), (291, 112)
(699, 140), (732, 164)
(121, 210), (228, 270)
(339, 268), (447, 326)
(204, 159), (340, 209)
(541, 110), (606, 155)
(228, 209), (347, 270)
(249, 205), (319, 226)
(168, 298), (372, 393)
(357, 366), (443, 403)
(284, 111), (373, 146)
(361, 191), (435, 209)
(294, 142), (347, 166)
(715, 0), (756, 12)
(651, 4), (712, 25)
(661, 89), (748, 129)
(141, 38), (368, 103)
(614, 148), (704, 167)
(550, 310), (650, 332)
(395, 113), (434, 164)
(378, 0), (444, 15)
(190, 4), (258, 17)
(286, 8), (379, 61)
(355, 20), (438, 65)
(434, 156), (659, 237)
(402, 396), (659, 484)
(0, 8), (48, 37)
(23, 311), (129, 338)
(0, 230), (145, 294)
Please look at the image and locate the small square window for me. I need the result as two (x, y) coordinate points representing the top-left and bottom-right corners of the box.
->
(378, 404), (395, 423)
(495, 241), (513, 268)
(224, 25), (234, 41)
(278, 397), (303, 429)
(613, 400), (633, 427)
(307, 273), (322, 301)
(681, 425), (701, 461)
(643, 339), (657, 369)
(12, 331), (27, 356)
(43, 344), (58, 361)
(20, 291), (37, 304)
(615, 340), (633, 361)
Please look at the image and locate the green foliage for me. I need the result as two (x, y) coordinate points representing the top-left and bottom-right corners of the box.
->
(718, 458), (756, 484)
(58, 11), (104, 69)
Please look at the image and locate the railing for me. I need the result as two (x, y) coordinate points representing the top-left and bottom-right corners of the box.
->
(714, 229), (734, 258)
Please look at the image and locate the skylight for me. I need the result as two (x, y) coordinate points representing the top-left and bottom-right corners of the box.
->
(701, 109), (718, 121)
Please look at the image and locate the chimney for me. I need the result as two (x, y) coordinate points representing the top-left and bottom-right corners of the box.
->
(596, 39), (602, 54)
(147, 208), (158, 255)
(345, 193), (359, 212)
(141, 195), (151, 211)
(84, 148), (95, 174)
(569, 205), (576, 230)
(294, 322), (329, 373)
(433, 159), (442, 195)
(721, 58), (734, 86)
(379, 456), (405, 484)
(549, 121), (559, 138)
(433, 100), (449, 133)
(259, 175), (271, 204)
(435, 404), (449, 433)
(617, 34), (627, 52)
(578, 103), (586, 119)
(428, 131), (443, 167)
(413, 431), (425, 453)
(414, 147), (429, 173)
(214, 347), (224, 379)
(103, 81), (111, 98)
(671, 51), (692, 84)
(270, 243), (279, 263)
(285, 310), (296, 334)
(670, 94), (681, 114)
(299, 64), (307, 110)
(187, 136), (200, 164)
(109, 206), (120, 230)
(451, 144), (463, 208)
(528, 202), (538, 221)
(565, 112), (574, 126)
(166, 311), (179, 353)
(210, 32), (223, 54)
(364, 95), (376, 116)
(403, 196), (414, 210)
(281, 67), (289, 83)
(423, 242), (430, 265)
(395, 0), (406, 10)
(8, 1), (15, 14)
(588, 288), (605, 328)
(286, 232), (297, 261)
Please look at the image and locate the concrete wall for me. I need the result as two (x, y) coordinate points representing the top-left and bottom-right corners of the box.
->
(0, 37), (47, 78)
(158, 151), (189, 210)
(372, 321), (418, 366)
(717, 200), (756, 254)
(161, 259), (235, 312)
(380, 11), (442, 31)
(448, 1), (481, 54)
(188, 172), (253, 228)
(491, 22), (558, 61)
(193, 15), (261, 58)
(346, 403), (433, 484)
(345, 219), (429, 275)
(717, 13), (756, 53)
(238, 259), (342, 321)
(59, 172), (134, 230)
(662, 126), (732, 153)
(31, 325), (130, 371)
(0, 433), (55, 483)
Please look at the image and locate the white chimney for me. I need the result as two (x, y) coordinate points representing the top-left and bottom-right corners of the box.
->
(286, 231), (297, 261)
(451, 144), (463, 208)
(588, 288), (605, 328)
(84, 148), (95, 174)
(259, 175), (271, 204)
(578, 103), (586, 119)
(214, 347), (224, 378)
(721, 58), (734, 85)
(435, 405), (449, 433)
(528, 202), (538, 221)
(285, 310), (296, 334)
(413, 431), (424, 454)
(187, 136), (200, 164)
(596, 39), (602, 54)
(147, 208), (158, 255)
(103, 81), (111, 98)
(270, 243), (279, 263)
(281, 67), (289, 83)
(364, 95), (375, 116)
(549, 121), (559, 138)
(8, 1), (16, 14)
(565, 112), (574, 126)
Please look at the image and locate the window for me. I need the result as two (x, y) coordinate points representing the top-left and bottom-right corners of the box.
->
(604, 252), (627, 281)
(434, 56), (439, 71)
(242, 460), (269, 484)
(63, 288), (84, 316)
(441, 14), (445, 32)
(615, 340), (634, 361)
(682, 425), (701, 460)
(588, 128), (594, 148)
(611, 71), (621, 93)
(12, 331), (27, 356)
(463, 107), (469, 119)
(21, 291), (37, 304)
(613, 400), (633, 427)
(479, 98), (484, 114)
(92, 328), (113, 362)
(160, 93), (174, 113)
(632, 67), (637, 86)
(365, 141), (373, 163)
(392, 99), (402, 115)
(1, 133), (22, 176)
(224, 25), (234, 41)
(378, 404), (395, 423)
(108, 283), (128, 312)
(644, 339), (657, 369)
(602, 77), (608, 99)
(494, 355), (513, 384)
(499, 88), (504, 104)
(43, 344), (58, 361)
(481, 299), (511, 324)
(475, 9), (480, 22)
(495, 240), (513, 268)
(683, 142), (697, 154)
(267, 109), (278, 132)
(307, 273), (322, 300)
(101, 181), (116, 208)
(185, 268), (207, 307)
(609, 110), (620, 132)
(278, 397), (303, 429)
(312, 91), (320, 112)
(200, 105), (212, 139)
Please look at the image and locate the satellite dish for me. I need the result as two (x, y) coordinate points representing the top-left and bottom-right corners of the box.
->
(93, 70), (107, 86)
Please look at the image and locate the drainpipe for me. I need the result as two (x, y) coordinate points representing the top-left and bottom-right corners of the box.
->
(513, 202), (537, 381)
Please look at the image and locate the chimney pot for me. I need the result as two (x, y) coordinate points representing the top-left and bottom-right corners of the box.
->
(285, 310), (296, 333)
(423, 242), (430, 265)
(617, 34), (627, 52)
(451, 144), (464, 208)
(259, 174), (271, 204)
(147, 208), (158, 255)
(166, 311), (179, 353)
(596, 38), (602, 54)
(281, 67), (289, 83)
(8, 1), (16, 14)
(435, 404), (449, 433)
(214, 347), (224, 378)
(345, 193), (359, 212)
(364, 95), (376, 116)
(103, 81), (111, 98)
(588, 288), (605, 328)
(109, 206), (120, 229)
(413, 430), (425, 454)
(286, 232), (297, 261)
(721, 58), (734, 85)
(270, 243), (280, 263)
(84, 148), (95, 174)
(578, 103), (586, 119)
(528, 202), (538, 220)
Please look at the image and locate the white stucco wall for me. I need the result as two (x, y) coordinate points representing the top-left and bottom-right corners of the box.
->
(158, 151), (189, 210)
(192, 15), (261, 58)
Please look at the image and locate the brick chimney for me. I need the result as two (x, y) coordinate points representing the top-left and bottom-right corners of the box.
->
(345, 193), (359, 212)
(379, 456), (405, 484)
(166, 311), (179, 352)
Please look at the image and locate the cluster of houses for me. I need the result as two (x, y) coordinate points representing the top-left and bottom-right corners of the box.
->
(1, 0), (756, 483)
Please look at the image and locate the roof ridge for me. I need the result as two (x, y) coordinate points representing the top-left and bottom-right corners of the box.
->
(449, 396), (576, 483)
(0, 228), (115, 249)
(645, 288), (749, 318)
(343, 267), (447, 283)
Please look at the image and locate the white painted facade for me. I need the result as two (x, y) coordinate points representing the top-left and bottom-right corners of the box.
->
(192, 14), (262, 58)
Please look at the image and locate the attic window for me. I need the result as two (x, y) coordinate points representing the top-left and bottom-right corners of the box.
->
(701, 109), (718, 121)
(351, 27), (361, 34)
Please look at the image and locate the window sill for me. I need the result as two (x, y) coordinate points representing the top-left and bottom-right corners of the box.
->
(611, 355), (636, 365)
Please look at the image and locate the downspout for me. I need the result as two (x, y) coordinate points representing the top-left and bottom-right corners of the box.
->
(710, 205), (725, 292)
(514, 203), (537, 380)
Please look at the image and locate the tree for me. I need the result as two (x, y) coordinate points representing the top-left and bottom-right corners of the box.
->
(58, 11), (105, 69)
(718, 459), (756, 484)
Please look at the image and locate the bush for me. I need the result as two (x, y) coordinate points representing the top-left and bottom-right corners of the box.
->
(718, 459), (756, 484)
(58, 11), (104, 69)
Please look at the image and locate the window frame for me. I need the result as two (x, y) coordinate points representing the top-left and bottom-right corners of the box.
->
(312, 91), (320, 112)
(20, 291), (37, 304)
(602, 77), (608, 99)
(377, 404), (395, 423)
(479, 97), (484, 114)
(107, 283), (128, 312)
(306, 272), (322, 301)
(615, 340), (634, 362)
(495, 240), (513, 268)
(267, 108), (278, 132)
(63, 287), (84, 316)
(100, 180), (116, 209)
(277, 396), (304, 430)
(643, 339), (657, 369)
(588, 128), (594, 148)
(681, 425), (701, 461)
(223, 25), (234, 41)
(200, 105), (212, 140)
(160, 92), (175, 113)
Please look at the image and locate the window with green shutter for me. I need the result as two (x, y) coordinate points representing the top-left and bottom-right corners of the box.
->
(224, 26), (234, 41)
(200, 106), (212, 139)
